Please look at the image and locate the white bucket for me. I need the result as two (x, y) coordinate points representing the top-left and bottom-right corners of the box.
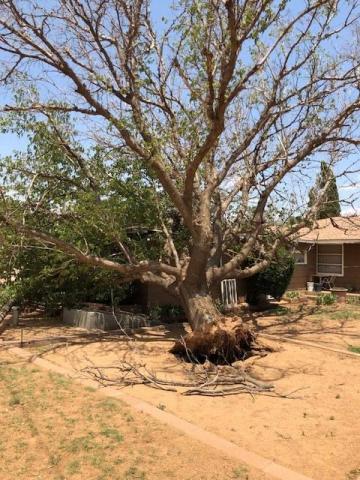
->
(307, 282), (314, 292)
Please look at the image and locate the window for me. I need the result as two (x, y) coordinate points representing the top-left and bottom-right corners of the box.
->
(316, 244), (343, 276)
(294, 250), (307, 265)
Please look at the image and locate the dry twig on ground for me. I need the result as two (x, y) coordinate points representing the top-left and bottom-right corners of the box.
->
(79, 357), (298, 398)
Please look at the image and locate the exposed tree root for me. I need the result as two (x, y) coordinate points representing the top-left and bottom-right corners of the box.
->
(170, 317), (265, 364)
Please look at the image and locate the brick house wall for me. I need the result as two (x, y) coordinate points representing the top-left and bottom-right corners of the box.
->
(336, 243), (360, 290)
(289, 242), (360, 291)
(135, 241), (360, 305)
(288, 244), (316, 290)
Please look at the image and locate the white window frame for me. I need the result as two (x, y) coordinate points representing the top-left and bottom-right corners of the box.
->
(294, 250), (307, 265)
(316, 243), (344, 277)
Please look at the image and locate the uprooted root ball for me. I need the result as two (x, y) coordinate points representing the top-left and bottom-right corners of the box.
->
(170, 318), (257, 364)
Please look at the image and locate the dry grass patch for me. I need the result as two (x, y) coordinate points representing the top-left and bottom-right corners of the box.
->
(0, 350), (266, 480)
(37, 311), (360, 480)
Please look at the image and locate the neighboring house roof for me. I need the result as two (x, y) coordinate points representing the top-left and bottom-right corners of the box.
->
(298, 216), (360, 244)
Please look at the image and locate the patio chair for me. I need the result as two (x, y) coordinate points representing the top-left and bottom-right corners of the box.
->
(319, 276), (336, 291)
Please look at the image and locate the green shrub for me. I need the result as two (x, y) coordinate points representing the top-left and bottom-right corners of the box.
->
(245, 248), (295, 304)
(285, 290), (300, 300)
(270, 306), (290, 316)
(149, 304), (184, 323)
(0, 284), (18, 306)
(215, 299), (226, 314)
(149, 305), (162, 323)
(0, 253), (131, 313)
(316, 293), (336, 305)
(160, 304), (184, 319)
(346, 295), (360, 305)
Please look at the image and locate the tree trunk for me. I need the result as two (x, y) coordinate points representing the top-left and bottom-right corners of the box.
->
(172, 283), (256, 364)
(179, 284), (220, 332)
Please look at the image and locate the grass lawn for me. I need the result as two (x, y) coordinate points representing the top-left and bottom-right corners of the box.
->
(0, 350), (261, 480)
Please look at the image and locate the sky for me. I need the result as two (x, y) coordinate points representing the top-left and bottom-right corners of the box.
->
(0, 1), (174, 156)
(0, 0), (359, 213)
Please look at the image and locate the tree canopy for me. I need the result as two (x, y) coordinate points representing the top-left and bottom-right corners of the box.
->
(0, 0), (359, 331)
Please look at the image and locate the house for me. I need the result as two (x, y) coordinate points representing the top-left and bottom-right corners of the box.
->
(289, 216), (360, 291)
(131, 216), (360, 307)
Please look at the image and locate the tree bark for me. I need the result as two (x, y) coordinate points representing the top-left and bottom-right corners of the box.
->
(172, 279), (257, 364)
(179, 284), (220, 332)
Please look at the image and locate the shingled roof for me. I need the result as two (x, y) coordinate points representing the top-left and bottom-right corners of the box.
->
(298, 216), (360, 243)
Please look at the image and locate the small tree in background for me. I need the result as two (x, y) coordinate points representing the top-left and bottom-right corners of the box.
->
(308, 162), (341, 219)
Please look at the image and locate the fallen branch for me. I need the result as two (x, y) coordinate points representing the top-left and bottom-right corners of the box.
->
(79, 360), (298, 398)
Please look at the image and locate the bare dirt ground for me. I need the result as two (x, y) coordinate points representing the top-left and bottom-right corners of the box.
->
(252, 300), (360, 352)
(2, 302), (360, 480)
(1, 309), (102, 344)
(0, 349), (264, 480)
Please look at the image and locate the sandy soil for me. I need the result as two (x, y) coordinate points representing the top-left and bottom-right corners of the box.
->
(251, 301), (360, 351)
(1, 309), (105, 343)
(0, 349), (265, 480)
(3, 303), (360, 480)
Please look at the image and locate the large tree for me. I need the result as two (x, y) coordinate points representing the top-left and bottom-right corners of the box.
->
(0, 0), (359, 342)
(308, 161), (341, 219)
